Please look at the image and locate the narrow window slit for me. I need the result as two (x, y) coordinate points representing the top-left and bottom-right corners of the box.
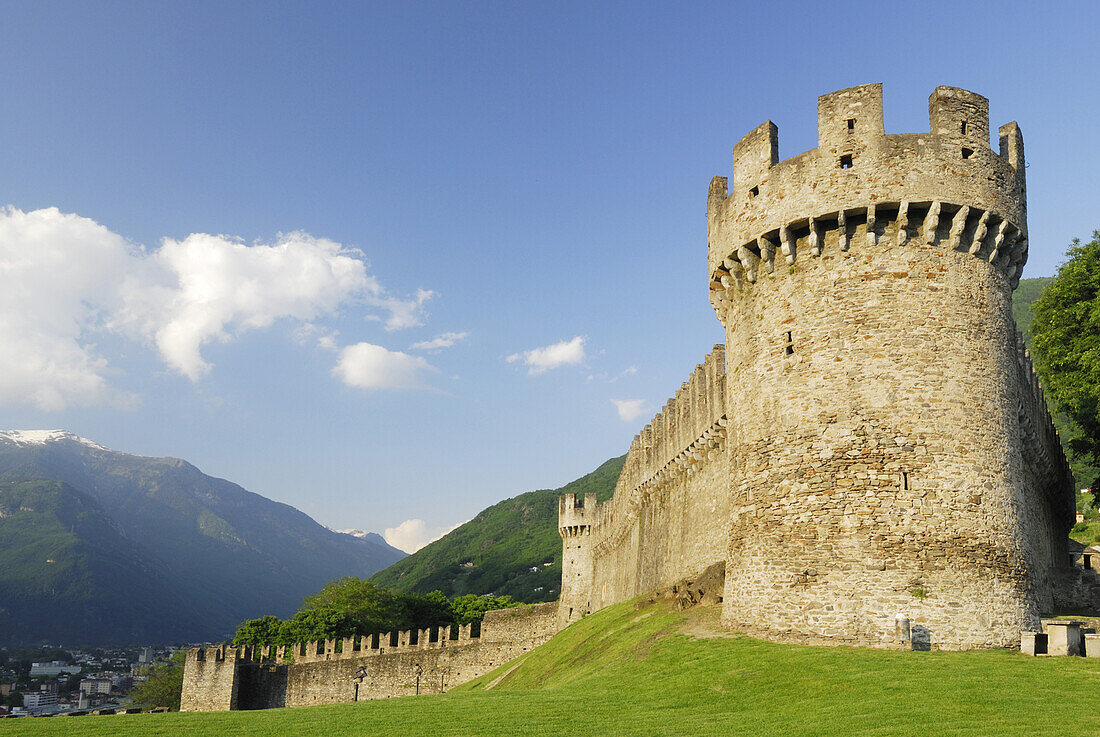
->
(961, 121), (967, 134)
(784, 331), (794, 356)
(902, 472), (910, 491)
(846, 118), (855, 131)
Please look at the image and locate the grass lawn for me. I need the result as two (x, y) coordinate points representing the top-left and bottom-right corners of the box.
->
(5, 599), (1100, 737)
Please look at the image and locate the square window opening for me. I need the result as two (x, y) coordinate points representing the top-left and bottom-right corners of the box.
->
(961, 147), (973, 159)
(749, 185), (759, 198)
(839, 154), (853, 169)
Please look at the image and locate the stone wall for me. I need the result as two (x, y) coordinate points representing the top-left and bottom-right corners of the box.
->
(559, 347), (730, 625)
(181, 646), (240, 712)
(180, 602), (558, 711)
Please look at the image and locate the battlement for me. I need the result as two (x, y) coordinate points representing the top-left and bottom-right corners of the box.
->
(615, 345), (726, 499)
(559, 492), (597, 537)
(185, 602), (560, 673)
(708, 84), (1027, 294)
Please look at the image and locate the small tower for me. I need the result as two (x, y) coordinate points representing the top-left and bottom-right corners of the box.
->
(558, 492), (597, 626)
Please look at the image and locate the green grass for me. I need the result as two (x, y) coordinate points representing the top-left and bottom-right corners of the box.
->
(8, 598), (1100, 736)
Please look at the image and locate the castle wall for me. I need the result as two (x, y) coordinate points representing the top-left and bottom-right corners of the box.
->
(560, 347), (730, 624)
(181, 603), (558, 711)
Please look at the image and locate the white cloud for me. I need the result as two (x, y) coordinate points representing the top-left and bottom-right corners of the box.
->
(332, 342), (435, 389)
(117, 231), (374, 380)
(0, 207), (135, 410)
(383, 518), (464, 554)
(370, 288), (434, 331)
(0, 206), (436, 409)
(410, 331), (468, 352)
(611, 398), (648, 422)
(506, 336), (586, 375)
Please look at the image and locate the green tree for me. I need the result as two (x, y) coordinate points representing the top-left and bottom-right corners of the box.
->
(129, 651), (185, 711)
(277, 608), (354, 644)
(232, 614), (285, 647)
(449, 594), (521, 625)
(1031, 231), (1100, 499)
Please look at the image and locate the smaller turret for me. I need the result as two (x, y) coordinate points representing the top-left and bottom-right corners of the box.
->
(558, 492), (597, 625)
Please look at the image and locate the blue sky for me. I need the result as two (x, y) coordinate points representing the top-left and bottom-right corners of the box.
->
(1, 1), (1097, 552)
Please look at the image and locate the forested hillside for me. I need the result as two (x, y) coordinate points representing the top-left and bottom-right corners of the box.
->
(372, 456), (624, 602)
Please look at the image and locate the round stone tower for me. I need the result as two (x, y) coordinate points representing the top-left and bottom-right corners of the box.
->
(707, 84), (1068, 649)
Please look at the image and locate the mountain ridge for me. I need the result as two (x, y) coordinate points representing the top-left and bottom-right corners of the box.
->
(0, 431), (405, 645)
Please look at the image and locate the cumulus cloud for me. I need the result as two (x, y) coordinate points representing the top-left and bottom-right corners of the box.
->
(0, 205), (435, 409)
(383, 518), (464, 554)
(506, 336), (586, 375)
(117, 231), (374, 380)
(0, 207), (135, 410)
(611, 398), (648, 422)
(410, 331), (468, 352)
(333, 342), (435, 389)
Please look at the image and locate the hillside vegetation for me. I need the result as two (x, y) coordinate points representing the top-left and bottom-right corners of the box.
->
(12, 597), (1100, 736)
(372, 456), (624, 602)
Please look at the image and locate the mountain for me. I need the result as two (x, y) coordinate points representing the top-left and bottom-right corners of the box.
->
(372, 456), (624, 602)
(0, 479), (205, 644)
(0, 430), (405, 645)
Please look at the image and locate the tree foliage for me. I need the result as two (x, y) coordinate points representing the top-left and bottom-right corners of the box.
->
(1031, 231), (1100, 497)
(231, 578), (519, 647)
(128, 651), (185, 711)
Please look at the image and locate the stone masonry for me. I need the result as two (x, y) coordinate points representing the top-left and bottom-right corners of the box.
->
(560, 84), (1082, 650)
(181, 602), (557, 711)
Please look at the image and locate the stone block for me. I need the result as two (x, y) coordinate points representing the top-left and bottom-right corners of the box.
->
(1020, 632), (1046, 656)
(1084, 634), (1100, 658)
(1043, 621), (1083, 657)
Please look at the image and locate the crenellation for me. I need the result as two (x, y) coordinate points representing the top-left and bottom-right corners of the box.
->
(732, 121), (779, 196)
(817, 83), (885, 153)
(182, 603), (560, 711)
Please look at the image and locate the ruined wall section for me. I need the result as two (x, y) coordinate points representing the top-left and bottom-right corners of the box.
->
(707, 84), (1073, 650)
(181, 603), (559, 711)
(559, 348), (729, 623)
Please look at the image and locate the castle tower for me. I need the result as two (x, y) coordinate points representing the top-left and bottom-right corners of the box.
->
(706, 84), (1073, 649)
(558, 492), (597, 626)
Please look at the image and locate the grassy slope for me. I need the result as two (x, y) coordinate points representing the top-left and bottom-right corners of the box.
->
(372, 456), (624, 602)
(12, 598), (1100, 737)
